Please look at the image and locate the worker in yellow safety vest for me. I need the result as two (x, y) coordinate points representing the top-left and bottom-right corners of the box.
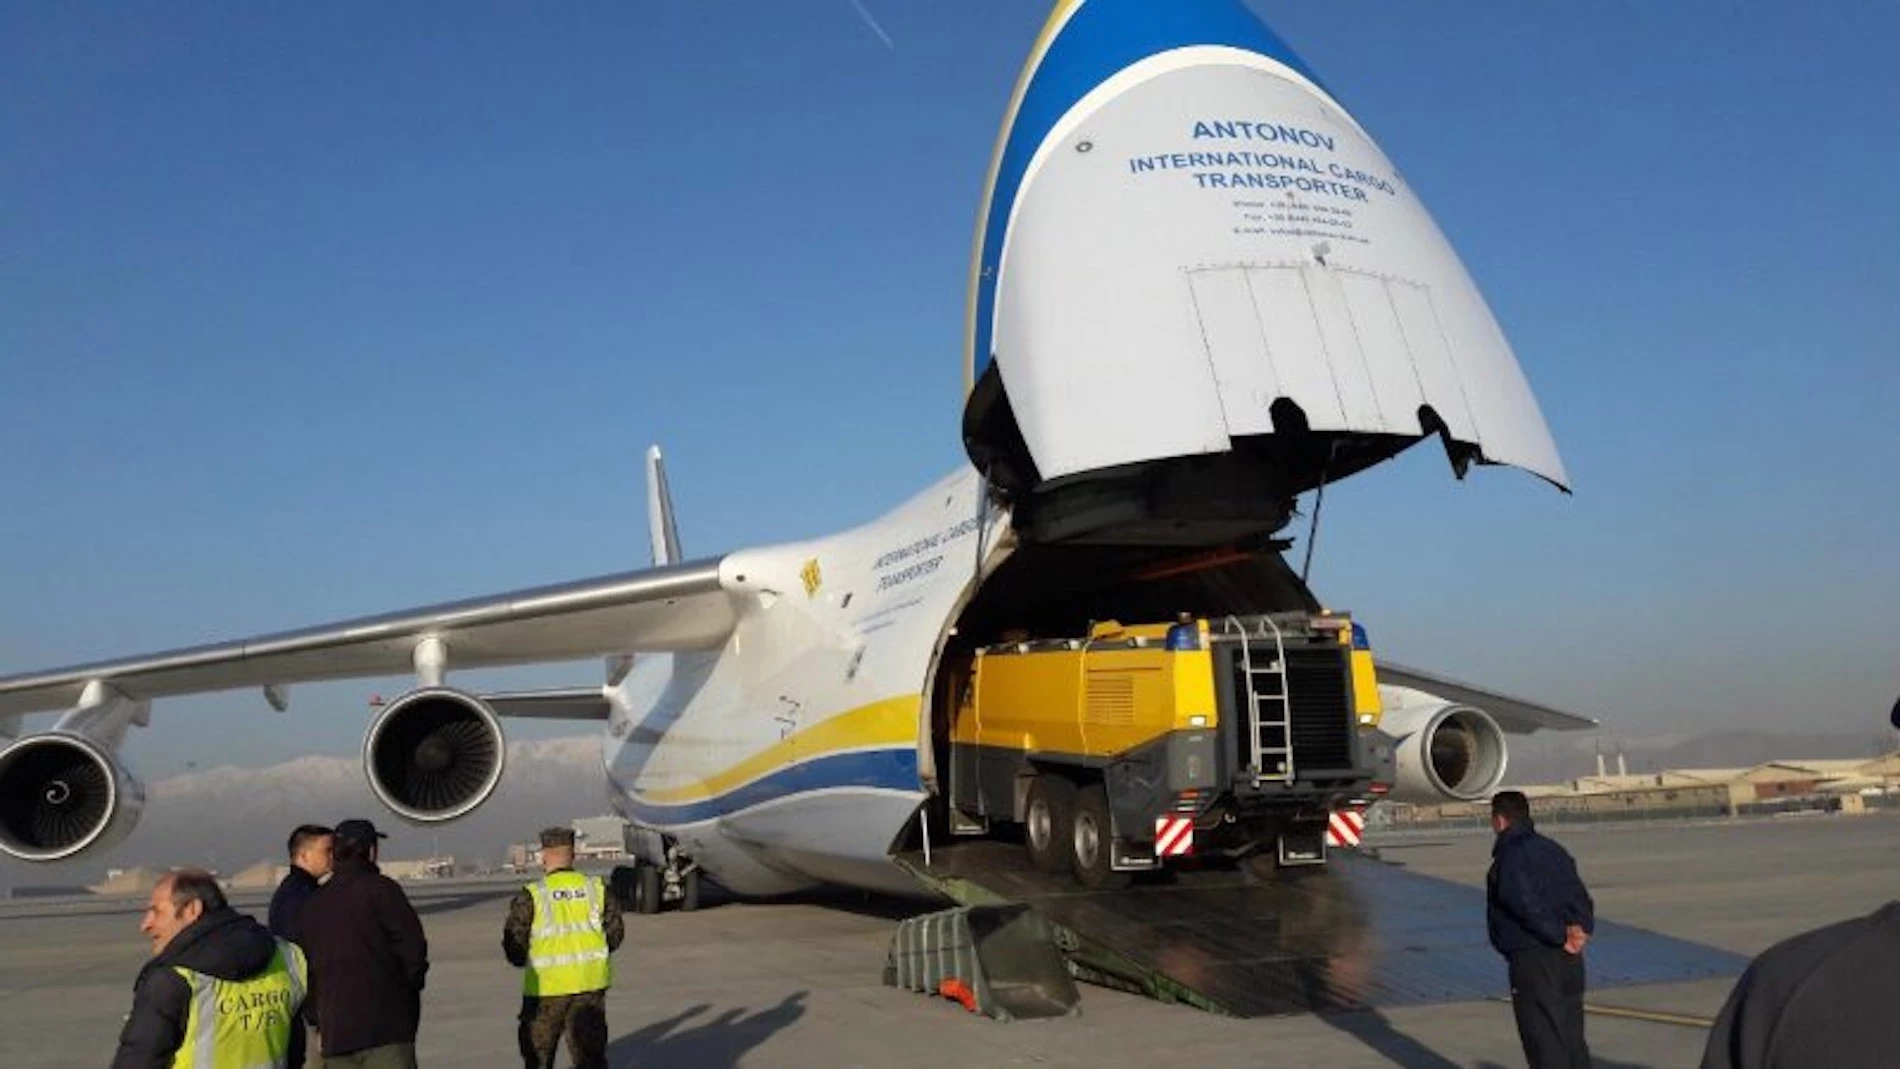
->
(503, 827), (624, 1069)
(112, 868), (309, 1069)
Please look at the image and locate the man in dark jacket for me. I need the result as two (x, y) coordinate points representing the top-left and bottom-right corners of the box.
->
(270, 823), (333, 1068)
(269, 824), (333, 940)
(1486, 791), (1594, 1069)
(1701, 900), (1900, 1068)
(297, 819), (429, 1068)
(113, 869), (305, 1068)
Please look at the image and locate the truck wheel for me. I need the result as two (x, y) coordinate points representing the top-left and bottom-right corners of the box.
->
(679, 868), (701, 913)
(1024, 775), (1075, 873)
(1070, 783), (1131, 891)
(608, 865), (639, 911)
(635, 861), (662, 915)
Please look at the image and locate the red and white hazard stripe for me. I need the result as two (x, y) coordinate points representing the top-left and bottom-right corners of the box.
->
(1325, 807), (1366, 849)
(1153, 816), (1194, 857)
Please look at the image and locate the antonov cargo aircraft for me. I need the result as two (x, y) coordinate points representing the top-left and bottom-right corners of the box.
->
(0, 0), (1590, 899)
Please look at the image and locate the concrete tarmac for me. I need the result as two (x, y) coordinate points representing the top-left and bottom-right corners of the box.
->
(1, 813), (1892, 1068)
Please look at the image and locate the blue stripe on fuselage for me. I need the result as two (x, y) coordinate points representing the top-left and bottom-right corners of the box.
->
(623, 747), (921, 827)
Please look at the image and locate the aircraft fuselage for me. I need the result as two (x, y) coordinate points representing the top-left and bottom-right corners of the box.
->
(603, 467), (996, 897)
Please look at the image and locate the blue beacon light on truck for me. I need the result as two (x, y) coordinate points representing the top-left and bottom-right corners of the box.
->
(1166, 621), (1202, 651)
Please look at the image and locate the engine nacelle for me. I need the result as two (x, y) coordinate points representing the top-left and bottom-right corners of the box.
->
(1372, 696), (1509, 805)
(0, 732), (146, 861)
(364, 687), (507, 823)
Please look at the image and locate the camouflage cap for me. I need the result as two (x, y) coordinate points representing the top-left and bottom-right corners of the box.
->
(539, 826), (576, 849)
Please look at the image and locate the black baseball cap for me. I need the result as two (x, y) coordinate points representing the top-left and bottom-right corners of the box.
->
(335, 819), (389, 847)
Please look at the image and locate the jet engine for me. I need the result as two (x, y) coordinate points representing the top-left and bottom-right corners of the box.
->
(1372, 697), (1509, 805)
(363, 687), (506, 822)
(0, 733), (146, 861)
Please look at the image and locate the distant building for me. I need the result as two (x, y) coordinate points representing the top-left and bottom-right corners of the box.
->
(505, 815), (630, 872)
(89, 866), (165, 897)
(573, 815), (629, 861)
(227, 861), (289, 891)
(1384, 751), (1900, 827)
(380, 857), (455, 881)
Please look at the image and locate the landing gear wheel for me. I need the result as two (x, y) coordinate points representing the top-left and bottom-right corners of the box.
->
(608, 865), (639, 911)
(1024, 775), (1075, 874)
(679, 867), (702, 912)
(1070, 783), (1131, 891)
(635, 860), (662, 915)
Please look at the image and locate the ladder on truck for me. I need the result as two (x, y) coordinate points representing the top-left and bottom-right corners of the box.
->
(1226, 615), (1294, 785)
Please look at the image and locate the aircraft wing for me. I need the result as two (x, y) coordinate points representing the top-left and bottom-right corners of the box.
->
(0, 558), (733, 717)
(1378, 663), (1597, 734)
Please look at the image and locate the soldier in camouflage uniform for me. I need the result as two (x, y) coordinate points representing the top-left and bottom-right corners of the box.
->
(503, 827), (625, 1069)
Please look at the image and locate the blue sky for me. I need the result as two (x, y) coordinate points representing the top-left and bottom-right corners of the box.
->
(3, 1), (1896, 776)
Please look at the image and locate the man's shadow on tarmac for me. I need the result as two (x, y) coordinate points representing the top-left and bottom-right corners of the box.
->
(606, 991), (808, 1069)
(1319, 1005), (1659, 1069)
(1314, 1009), (1458, 1068)
(1326, 1009), (1657, 1069)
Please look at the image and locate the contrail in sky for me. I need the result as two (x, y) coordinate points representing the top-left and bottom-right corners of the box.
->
(848, 0), (896, 50)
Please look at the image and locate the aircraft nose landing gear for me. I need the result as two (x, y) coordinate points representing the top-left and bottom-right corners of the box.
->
(612, 838), (702, 914)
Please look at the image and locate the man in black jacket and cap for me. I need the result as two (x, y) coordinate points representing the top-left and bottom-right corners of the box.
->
(1487, 790), (1594, 1069)
(112, 868), (308, 1068)
(297, 818), (429, 1068)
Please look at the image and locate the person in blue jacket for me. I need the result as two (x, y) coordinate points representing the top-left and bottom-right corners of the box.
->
(1487, 790), (1594, 1069)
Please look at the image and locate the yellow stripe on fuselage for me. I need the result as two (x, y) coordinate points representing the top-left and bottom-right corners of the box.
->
(638, 695), (920, 804)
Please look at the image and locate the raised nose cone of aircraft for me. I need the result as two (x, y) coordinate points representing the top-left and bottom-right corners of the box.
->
(963, 0), (1567, 527)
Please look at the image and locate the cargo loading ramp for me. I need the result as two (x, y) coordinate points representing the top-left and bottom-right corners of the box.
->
(896, 842), (1746, 1018)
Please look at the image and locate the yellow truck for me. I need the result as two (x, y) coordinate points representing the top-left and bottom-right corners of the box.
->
(946, 613), (1381, 888)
